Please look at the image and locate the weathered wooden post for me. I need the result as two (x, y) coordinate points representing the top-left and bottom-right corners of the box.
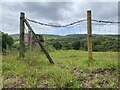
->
(20, 12), (25, 58)
(87, 10), (92, 61)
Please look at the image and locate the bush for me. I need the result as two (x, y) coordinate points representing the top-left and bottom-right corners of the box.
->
(92, 36), (120, 52)
(53, 42), (62, 50)
(1, 32), (14, 54)
(12, 41), (20, 49)
(62, 43), (72, 50)
(72, 41), (81, 50)
(12, 41), (30, 52)
(81, 39), (87, 51)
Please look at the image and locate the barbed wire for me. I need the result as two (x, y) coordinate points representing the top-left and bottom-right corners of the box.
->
(26, 18), (119, 28)
(92, 19), (120, 24)
(26, 18), (87, 28)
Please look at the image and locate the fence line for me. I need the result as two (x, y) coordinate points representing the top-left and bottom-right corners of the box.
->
(26, 18), (119, 28)
(26, 18), (87, 27)
(20, 11), (119, 63)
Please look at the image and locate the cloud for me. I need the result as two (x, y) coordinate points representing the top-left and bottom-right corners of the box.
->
(0, 2), (119, 34)
(24, 2), (72, 21)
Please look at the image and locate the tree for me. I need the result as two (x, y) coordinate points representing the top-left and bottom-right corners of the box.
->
(1, 32), (14, 53)
(53, 42), (62, 50)
(92, 36), (119, 52)
(62, 42), (72, 50)
(81, 39), (87, 51)
(72, 41), (81, 50)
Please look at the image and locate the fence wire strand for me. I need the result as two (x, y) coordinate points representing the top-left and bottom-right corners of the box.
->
(26, 18), (119, 28)
(26, 18), (87, 27)
(92, 19), (120, 24)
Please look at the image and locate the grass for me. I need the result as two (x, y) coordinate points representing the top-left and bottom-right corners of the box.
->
(2, 50), (119, 88)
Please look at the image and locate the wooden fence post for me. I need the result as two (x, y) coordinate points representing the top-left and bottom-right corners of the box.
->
(20, 12), (25, 58)
(87, 10), (92, 61)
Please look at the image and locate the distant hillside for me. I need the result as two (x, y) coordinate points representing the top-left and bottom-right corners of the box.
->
(42, 34), (62, 40)
(10, 34), (62, 41)
(66, 34), (119, 40)
(10, 34), (119, 41)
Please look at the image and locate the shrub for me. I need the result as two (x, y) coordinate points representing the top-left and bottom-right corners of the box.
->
(1, 32), (14, 54)
(53, 42), (62, 50)
(72, 41), (81, 50)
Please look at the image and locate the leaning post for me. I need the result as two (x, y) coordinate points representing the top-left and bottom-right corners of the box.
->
(87, 10), (92, 61)
(20, 12), (25, 58)
(24, 19), (54, 64)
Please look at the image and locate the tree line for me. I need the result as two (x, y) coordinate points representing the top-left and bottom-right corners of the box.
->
(50, 36), (119, 52)
(1, 32), (119, 55)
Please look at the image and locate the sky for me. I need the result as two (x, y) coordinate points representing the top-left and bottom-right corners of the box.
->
(0, 0), (119, 35)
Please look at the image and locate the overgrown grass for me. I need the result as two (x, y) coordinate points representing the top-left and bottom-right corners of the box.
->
(2, 50), (119, 88)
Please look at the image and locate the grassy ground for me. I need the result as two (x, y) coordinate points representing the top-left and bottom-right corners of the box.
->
(2, 50), (119, 88)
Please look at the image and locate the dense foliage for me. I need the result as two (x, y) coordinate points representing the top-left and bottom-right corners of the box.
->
(53, 42), (62, 50)
(72, 41), (81, 50)
(49, 36), (119, 52)
(92, 36), (119, 52)
(1, 32), (14, 54)
(8, 33), (120, 52)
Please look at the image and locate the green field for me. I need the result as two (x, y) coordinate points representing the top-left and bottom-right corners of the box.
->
(2, 50), (119, 88)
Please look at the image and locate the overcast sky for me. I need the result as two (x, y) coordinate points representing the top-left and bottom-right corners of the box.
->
(0, 1), (119, 35)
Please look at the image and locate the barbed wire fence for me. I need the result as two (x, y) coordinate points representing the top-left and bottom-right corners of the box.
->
(25, 17), (119, 58)
(19, 11), (119, 63)
(26, 18), (119, 28)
